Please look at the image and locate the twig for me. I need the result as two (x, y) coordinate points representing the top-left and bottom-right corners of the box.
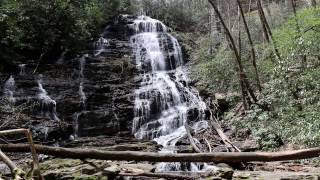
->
(0, 129), (43, 180)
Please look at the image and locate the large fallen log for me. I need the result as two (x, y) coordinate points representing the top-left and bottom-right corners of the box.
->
(1, 144), (319, 163)
(119, 172), (199, 180)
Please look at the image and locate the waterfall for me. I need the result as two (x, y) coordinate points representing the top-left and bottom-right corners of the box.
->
(73, 54), (88, 138)
(131, 15), (211, 172)
(37, 79), (60, 121)
(79, 54), (87, 108)
(19, 64), (26, 75)
(94, 37), (109, 57)
(3, 75), (16, 105)
(56, 51), (66, 65)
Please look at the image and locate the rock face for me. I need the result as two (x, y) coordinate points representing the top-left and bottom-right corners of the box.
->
(0, 15), (138, 139)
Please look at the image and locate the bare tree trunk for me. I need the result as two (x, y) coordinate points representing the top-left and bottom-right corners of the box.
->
(257, 0), (282, 60)
(1, 144), (320, 163)
(236, 0), (262, 92)
(291, 0), (308, 69)
(257, 1), (270, 42)
(208, 0), (257, 108)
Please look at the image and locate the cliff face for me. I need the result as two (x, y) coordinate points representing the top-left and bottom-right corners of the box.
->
(0, 15), (138, 140)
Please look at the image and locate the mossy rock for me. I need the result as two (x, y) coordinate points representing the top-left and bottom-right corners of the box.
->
(40, 159), (83, 171)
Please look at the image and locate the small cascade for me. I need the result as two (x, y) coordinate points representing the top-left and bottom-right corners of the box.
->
(73, 54), (88, 138)
(56, 51), (66, 65)
(79, 82), (86, 109)
(72, 112), (81, 139)
(3, 75), (16, 105)
(37, 79), (60, 121)
(19, 64), (26, 75)
(94, 37), (109, 57)
(78, 54), (87, 108)
(131, 16), (211, 172)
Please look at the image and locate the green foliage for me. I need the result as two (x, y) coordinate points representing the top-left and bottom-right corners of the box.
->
(0, 0), (108, 62)
(191, 38), (239, 93)
(191, 5), (320, 149)
(103, 0), (139, 20)
(232, 8), (320, 149)
(234, 68), (320, 149)
(274, 8), (320, 72)
(139, 0), (210, 32)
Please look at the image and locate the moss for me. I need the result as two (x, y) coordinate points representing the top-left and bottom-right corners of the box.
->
(74, 175), (101, 180)
(40, 159), (82, 171)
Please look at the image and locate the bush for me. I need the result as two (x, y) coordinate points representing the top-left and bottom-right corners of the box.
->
(0, 0), (107, 62)
(231, 8), (320, 149)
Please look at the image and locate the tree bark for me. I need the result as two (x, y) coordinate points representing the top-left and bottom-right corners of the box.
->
(236, 0), (262, 92)
(311, 0), (317, 7)
(1, 144), (320, 163)
(257, 0), (282, 60)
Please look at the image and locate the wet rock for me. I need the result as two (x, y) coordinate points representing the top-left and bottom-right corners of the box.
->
(176, 145), (194, 153)
(0, 14), (138, 140)
(215, 93), (228, 111)
(103, 165), (120, 176)
(233, 139), (260, 152)
(215, 163), (234, 180)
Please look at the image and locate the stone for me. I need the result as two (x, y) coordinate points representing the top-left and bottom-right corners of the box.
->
(0, 14), (138, 140)
(215, 163), (234, 180)
(103, 165), (120, 176)
(120, 163), (154, 173)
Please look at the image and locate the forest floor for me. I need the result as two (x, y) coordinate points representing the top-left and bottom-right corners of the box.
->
(1, 135), (319, 179)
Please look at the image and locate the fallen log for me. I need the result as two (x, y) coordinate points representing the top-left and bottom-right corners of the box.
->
(119, 172), (199, 180)
(1, 144), (319, 163)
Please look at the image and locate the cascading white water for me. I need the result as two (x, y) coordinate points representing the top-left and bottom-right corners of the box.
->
(94, 37), (109, 57)
(79, 54), (87, 108)
(131, 16), (212, 172)
(37, 79), (60, 121)
(73, 54), (88, 138)
(19, 64), (26, 75)
(3, 75), (16, 105)
(56, 51), (66, 65)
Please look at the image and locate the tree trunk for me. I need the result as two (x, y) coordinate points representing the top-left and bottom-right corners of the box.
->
(207, 0), (257, 108)
(291, 0), (308, 69)
(257, 0), (282, 60)
(1, 144), (320, 163)
(236, 0), (262, 92)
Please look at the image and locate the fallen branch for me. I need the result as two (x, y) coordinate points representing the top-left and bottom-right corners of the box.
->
(0, 149), (25, 180)
(1, 144), (320, 163)
(185, 124), (202, 153)
(204, 137), (212, 153)
(0, 129), (42, 179)
(209, 114), (241, 152)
